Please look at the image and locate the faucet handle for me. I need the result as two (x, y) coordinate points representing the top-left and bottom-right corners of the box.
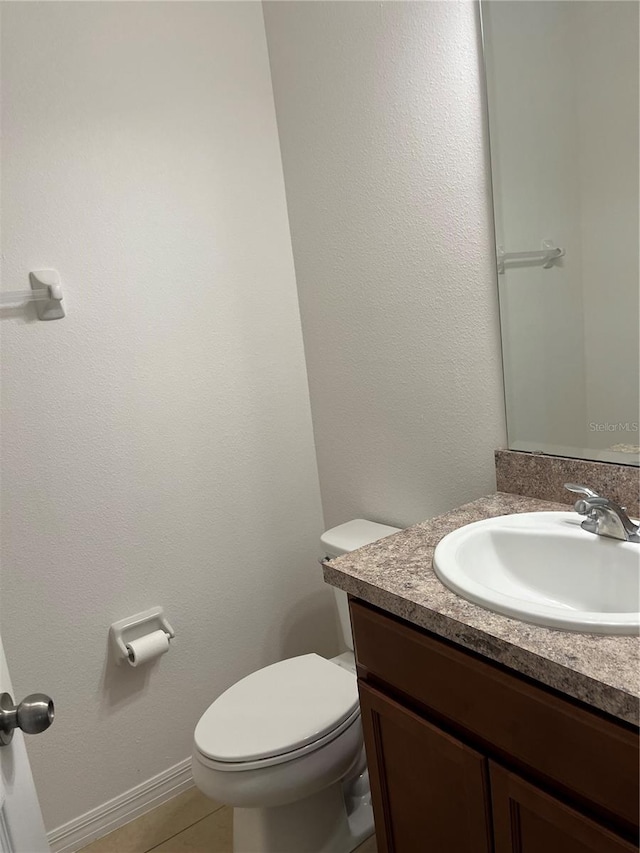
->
(564, 483), (601, 499)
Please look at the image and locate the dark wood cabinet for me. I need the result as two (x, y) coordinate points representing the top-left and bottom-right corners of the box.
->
(359, 682), (492, 853)
(490, 764), (637, 853)
(350, 599), (639, 853)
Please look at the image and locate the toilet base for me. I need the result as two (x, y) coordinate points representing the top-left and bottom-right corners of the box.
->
(232, 779), (373, 853)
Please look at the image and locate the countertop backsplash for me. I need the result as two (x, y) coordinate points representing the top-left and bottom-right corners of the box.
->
(495, 449), (640, 518)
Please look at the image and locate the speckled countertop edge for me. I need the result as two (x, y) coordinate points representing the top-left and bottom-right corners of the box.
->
(323, 493), (640, 726)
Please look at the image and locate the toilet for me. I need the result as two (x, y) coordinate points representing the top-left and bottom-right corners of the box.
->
(192, 519), (400, 853)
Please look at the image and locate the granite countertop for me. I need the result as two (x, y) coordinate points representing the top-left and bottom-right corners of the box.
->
(323, 493), (640, 726)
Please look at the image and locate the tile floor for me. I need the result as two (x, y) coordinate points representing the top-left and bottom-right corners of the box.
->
(80, 787), (378, 853)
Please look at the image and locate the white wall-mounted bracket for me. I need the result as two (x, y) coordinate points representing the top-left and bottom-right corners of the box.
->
(109, 607), (176, 665)
(29, 270), (65, 320)
(497, 241), (565, 275)
(0, 270), (65, 319)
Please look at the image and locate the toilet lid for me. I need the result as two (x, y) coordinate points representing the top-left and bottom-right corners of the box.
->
(194, 654), (359, 763)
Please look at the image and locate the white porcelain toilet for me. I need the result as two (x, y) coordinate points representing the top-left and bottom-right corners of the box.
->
(192, 519), (400, 853)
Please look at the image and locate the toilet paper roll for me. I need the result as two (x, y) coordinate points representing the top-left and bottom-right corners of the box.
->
(126, 631), (170, 667)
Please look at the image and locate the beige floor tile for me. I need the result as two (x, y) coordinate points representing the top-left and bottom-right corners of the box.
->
(150, 806), (233, 852)
(152, 810), (373, 853)
(80, 788), (222, 853)
(354, 835), (378, 853)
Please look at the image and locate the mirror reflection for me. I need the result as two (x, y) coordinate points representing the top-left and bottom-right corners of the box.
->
(482, 1), (639, 466)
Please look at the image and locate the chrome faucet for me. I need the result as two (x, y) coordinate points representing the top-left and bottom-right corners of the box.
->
(564, 484), (639, 543)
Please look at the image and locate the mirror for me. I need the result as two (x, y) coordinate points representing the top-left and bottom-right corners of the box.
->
(482, 1), (639, 467)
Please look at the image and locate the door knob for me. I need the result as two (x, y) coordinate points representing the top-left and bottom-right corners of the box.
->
(0, 692), (54, 746)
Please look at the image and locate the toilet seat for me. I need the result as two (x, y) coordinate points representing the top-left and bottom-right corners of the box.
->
(194, 654), (359, 769)
(195, 707), (361, 772)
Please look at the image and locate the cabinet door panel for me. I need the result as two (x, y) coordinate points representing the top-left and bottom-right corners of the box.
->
(490, 762), (637, 853)
(358, 682), (492, 853)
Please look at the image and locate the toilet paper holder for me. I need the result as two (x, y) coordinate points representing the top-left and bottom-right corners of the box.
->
(109, 607), (175, 665)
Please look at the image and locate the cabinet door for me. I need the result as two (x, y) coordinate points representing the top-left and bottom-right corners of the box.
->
(358, 682), (492, 853)
(490, 763), (637, 853)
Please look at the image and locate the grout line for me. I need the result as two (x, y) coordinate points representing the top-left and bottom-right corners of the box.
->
(198, 801), (227, 821)
(142, 805), (229, 853)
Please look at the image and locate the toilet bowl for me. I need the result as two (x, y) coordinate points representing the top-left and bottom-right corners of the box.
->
(192, 519), (400, 853)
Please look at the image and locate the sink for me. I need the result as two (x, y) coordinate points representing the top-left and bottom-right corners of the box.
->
(433, 512), (640, 634)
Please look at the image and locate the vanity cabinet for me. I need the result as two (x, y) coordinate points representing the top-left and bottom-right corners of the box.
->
(350, 600), (639, 853)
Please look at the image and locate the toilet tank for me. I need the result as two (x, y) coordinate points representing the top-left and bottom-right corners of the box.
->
(321, 520), (401, 650)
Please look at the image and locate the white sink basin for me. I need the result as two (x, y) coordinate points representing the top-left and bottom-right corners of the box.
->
(433, 512), (640, 634)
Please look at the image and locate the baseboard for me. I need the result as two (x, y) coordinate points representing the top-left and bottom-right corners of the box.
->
(47, 757), (194, 853)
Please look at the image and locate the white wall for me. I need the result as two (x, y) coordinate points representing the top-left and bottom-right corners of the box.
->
(3, 0), (511, 833)
(264, 1), (506, 529)
(0, 1), (334, 831)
